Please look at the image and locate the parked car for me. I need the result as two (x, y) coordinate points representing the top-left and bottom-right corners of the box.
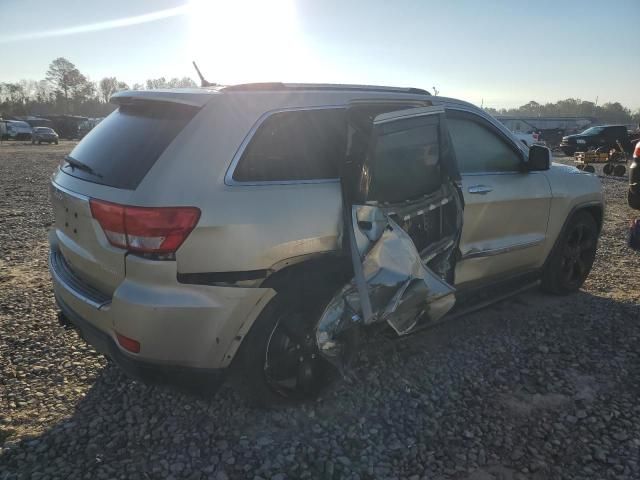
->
(4, 120), (33, 141)
(31, 127), (59, 145)
(77, 118), (104, 139)
(512, 130), (544, 147)
(560, 125), (633, 156)
(628, 141), (640, 209)
(49, 84), (604, 405)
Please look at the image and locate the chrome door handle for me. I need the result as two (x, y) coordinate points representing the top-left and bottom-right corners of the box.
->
(468, 185), (493, 194)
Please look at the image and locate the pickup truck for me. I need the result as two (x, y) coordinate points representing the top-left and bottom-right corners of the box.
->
(560, 125), (633, 156)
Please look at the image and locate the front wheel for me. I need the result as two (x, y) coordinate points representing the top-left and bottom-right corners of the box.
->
(628, 189), (640, 210)
(541, 211), (598, 294)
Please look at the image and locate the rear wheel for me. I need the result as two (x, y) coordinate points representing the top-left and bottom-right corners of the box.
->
(237, 282), (345, 407)
(603, 163), (613, 175)
(541, 211), (598, 294)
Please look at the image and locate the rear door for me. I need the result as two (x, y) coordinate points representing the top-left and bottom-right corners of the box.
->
(446, 109), (552, 286)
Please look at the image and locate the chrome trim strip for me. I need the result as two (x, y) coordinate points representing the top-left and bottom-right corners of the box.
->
(224, 105), (347, 187)
(461, 238), (544, 260)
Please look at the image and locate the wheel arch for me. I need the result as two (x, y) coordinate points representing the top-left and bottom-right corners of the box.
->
(543, 201), (603, 270)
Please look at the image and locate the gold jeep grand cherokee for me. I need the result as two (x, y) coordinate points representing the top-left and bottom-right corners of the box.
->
(49, 83), (604, 405)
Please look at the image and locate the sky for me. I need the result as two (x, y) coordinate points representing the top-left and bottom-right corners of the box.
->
(1, 0), (639, 110)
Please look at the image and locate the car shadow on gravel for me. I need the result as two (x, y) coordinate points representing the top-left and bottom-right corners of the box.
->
(2, 289), (640, 479)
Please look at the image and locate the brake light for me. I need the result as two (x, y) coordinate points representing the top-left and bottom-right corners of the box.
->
(634, 142), (640, 159)
(90, 199), (200, 254)
(532, 133), (540, 141)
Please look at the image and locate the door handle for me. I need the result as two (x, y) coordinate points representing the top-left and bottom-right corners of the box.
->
(468, 185), (493, 194)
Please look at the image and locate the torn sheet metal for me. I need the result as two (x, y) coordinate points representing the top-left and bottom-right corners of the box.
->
(316, 215), (456, 362)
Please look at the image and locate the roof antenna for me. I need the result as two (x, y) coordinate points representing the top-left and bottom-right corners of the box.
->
(192, 61), (216, 87)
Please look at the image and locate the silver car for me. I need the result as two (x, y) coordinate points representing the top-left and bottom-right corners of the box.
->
(49, 84), (604, 404)
(32, 126), (59, 145)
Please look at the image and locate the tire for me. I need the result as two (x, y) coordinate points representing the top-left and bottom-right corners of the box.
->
(236, 280), (348, 407)
(541, 211), (598, 295)
(603, 163), (613, 175)
(54, 140), (59, 145)
(576, 164), (585, 170)
(584, 165), (595, 173)
(38, 141), (42, 145)
(629, 189), (640, 210)
(613, 164), (626, 177)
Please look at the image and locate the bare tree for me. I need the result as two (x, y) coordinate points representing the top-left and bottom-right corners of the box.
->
(167, 77), (197, 88)
(146, 77), (168, 89)
(45, 57), (95, 111)
(99, 77), (118, 103)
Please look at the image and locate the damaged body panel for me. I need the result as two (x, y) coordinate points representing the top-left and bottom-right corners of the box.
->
(316, 106), (465, 363)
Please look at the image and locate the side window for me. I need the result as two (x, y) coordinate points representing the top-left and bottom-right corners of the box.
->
(447, 112), (522, 173)
(232, 109), (347, 182)
(366, 116), (441, 203)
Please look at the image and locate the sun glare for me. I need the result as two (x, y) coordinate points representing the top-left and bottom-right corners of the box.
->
(188, 0), (306, 84)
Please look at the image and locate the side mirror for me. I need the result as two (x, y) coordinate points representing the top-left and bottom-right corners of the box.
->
(527, 145), (551, 171)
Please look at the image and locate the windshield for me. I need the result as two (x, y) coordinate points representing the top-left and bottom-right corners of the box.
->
(581, 126), (604, 135)
(35, 127), (54, 133)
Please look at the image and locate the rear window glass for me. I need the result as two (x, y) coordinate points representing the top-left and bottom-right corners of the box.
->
(232, 109), (347, 182)
(62, 102), (198, 189)
(365, 116), (442, 203)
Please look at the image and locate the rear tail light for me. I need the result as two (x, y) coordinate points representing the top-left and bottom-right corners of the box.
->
(532, 133), (540, 141)
(90, 199), (200, 254)
(634, 142), (640, 159)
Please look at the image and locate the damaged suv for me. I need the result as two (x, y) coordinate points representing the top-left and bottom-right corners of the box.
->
(49, 84), (604, 404)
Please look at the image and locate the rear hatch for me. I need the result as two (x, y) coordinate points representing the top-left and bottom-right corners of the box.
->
(50, 91), (209, 297)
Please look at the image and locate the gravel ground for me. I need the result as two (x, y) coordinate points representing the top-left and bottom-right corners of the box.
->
(1, 142), (639, 480)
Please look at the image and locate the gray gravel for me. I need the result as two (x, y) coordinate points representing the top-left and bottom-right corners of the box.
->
(1, 143), (640, 480)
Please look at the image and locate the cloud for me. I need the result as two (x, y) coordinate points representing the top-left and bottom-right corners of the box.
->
(0, 5), (189, 44)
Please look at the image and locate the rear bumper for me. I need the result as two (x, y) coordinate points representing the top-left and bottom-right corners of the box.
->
(56, 294), (226, 389)
(49, 243), (276, 372)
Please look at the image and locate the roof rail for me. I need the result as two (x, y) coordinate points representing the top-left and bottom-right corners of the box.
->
(222, 82), (431, 95)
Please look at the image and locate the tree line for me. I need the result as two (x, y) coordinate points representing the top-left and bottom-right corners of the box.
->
(3, 57), (639, 125)
(485, 99), (640, 125)
(0, 57), (197, 118)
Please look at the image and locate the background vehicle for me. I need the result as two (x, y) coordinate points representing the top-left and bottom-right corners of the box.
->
(49, 84), (604, 404)
(77, 117), (104, 139)
(629, 141), (640, 209)
(560, 125), (633, 156)
(31, 126), (59, 144)
(512, 130), (544, 147)
(41, 114), (88, 139)
(4, 120), (33, 141)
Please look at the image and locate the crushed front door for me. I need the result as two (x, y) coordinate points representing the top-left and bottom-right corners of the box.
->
(316, 106), (465, 363)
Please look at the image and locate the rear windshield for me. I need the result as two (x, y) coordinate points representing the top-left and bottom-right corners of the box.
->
(62, 101), (199, 189)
